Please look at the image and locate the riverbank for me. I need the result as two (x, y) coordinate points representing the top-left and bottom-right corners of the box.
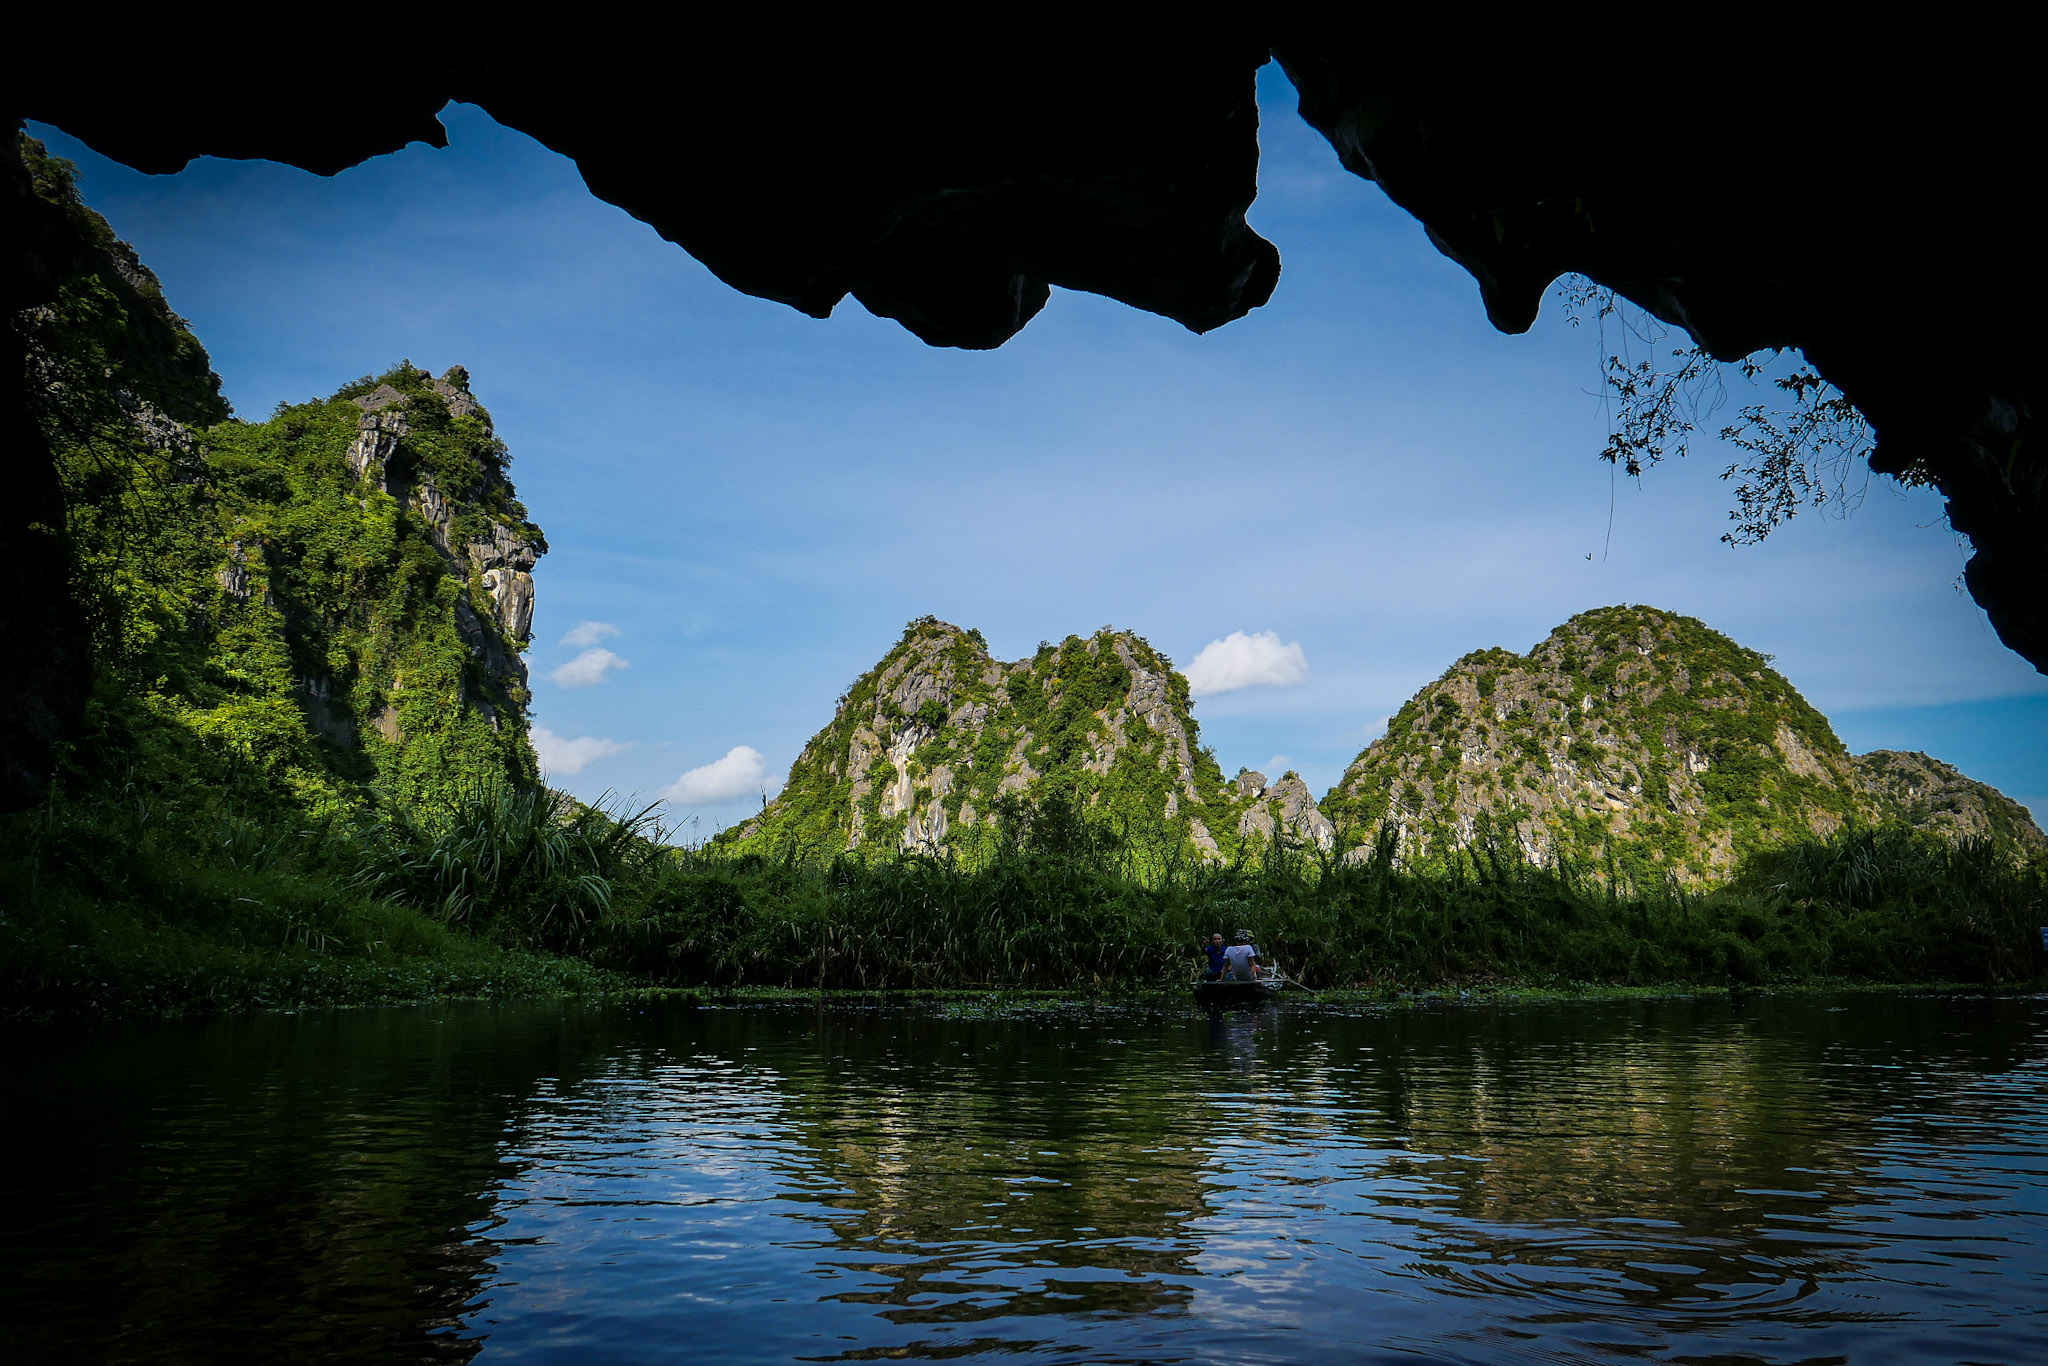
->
(587, 821), (2046, 993)
(7, 779), (2043, 1023)
(0, 789), (612, 1023)
(9, 927), (2040, 1027)
(617, 978), (2048, 1013)
(1, 900), (609, 1023)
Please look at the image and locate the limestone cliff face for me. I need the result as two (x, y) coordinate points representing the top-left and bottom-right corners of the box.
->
(1322, 606), (1882, 880)
(1323, 605), (2043, 878)
(15, 135), (547, 816)
(344, 367), (540, 695)
(1233, 769), (1335, 853)
(1852, 751), (2045, 853)
(726, 618), (1291, 859)
(317, 363), (544, 756)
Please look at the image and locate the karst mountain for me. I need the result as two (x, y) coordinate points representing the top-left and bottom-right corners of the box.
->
(736, 608), (2040, 877)
(20, 136), (545, 813)
(723, 618), (1332, 861)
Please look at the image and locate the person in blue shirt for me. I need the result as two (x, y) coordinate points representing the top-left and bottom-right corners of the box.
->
(1202, 933), (1227, 981)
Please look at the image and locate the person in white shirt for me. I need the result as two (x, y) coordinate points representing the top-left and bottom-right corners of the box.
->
(1221, 930), (1262, 982)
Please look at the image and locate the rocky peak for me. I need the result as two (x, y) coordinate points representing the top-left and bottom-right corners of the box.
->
(726, 618), (1269, 860)
(427, 364), (488, 429)
(1234, 768), (1336, 853)
(1323, 605), (1878, 879)
(1322, 604), (2042, 877)
(1852, 751), (2045, 852)
(340, 365), (539, 648)
(350, 383), (408, 414)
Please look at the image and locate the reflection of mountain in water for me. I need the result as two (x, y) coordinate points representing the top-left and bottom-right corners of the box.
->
(759, 1009), (1214, 1331)
(6, 997), (2046, 1362)
(1191, 998), (2048, 1342)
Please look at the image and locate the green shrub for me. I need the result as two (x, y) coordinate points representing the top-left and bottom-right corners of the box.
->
(355, 783), (664, 953)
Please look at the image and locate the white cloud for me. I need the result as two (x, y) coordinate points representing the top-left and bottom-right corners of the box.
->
(660, 745), (775, 805)
(560, 620), (621, 649)
(531, 726), (627, 776)
(1183, 630), (1309, 697)
(550, 647), (629, 687)
(1263, 754), (1292, 776)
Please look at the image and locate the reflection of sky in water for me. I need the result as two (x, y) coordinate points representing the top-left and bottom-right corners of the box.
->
(457, 1001), (2048, 1364)
(6, 997), (2044, 1363)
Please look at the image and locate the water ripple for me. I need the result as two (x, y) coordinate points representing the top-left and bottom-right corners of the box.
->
(5, 996), (2048, 1363)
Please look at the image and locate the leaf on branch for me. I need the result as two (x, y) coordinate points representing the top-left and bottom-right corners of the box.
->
(1556, 280), (1879, 543)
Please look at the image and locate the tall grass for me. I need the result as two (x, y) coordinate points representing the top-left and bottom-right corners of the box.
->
(9, 776), (2042, 1021)
(1735, 825), (2043, 983)
(355, 782), (665, 953)
(0, 773), (610, 1021)
(592, 808), (2048, 990)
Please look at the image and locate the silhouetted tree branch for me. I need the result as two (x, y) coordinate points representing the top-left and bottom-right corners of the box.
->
(1559, 280), (1897, 545)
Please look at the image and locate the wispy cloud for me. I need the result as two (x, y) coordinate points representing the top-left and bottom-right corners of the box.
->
(660, 745), (775, 805)
(550, 647), (629, 688)
(560, 620), (621, 649)
(1184, 630), (1309, 697)
(531, 726), (627, 776)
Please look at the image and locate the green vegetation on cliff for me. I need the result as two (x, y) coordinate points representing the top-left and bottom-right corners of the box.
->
(22, 138), (545, 819)
(6, 153), (2041, 1019)
(724, 617), (1331, 866)
(1323, 605), (2042, 882)
(4, 140), (573, 1017)
(192, 362), (544, 811)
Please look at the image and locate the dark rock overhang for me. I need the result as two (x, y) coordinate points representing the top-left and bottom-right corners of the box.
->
(3, 20), (2039, 808)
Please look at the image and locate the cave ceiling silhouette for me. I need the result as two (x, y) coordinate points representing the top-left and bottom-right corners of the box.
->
(3, 19), (2038, 805)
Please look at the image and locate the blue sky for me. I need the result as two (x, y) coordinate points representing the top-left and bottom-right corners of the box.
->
(31, 64), (2046, 829)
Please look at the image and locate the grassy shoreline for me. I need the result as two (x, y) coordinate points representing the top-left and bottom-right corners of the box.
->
(15, 976), (2045, 1029)
(623, 977), (2047, 1008)
(8, 779), (2043, 1025)
(10, 910), (2044, 1024)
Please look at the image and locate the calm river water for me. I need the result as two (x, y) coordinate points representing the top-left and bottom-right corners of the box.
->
(5, 995), (2046, 1364)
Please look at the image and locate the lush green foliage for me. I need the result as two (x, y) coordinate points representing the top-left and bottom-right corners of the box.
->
(725, 618), (1265, 864)
(12, 772), (2038, 1020)
(3, 142), (569, 1019)
(0, 778), (605, 1022)
(192, 370), (541, 811)
(1325, 606), (1890, 881)
(356, 784), (665, 954)
(23, 134), (543, 826)
(600, 807), (2047, 991)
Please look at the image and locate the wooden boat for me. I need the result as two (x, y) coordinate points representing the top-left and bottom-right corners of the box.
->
(1192, 970), (1287, 1004)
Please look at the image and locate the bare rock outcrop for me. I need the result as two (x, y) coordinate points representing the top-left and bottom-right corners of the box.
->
(1235, 769), (1336, 853)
